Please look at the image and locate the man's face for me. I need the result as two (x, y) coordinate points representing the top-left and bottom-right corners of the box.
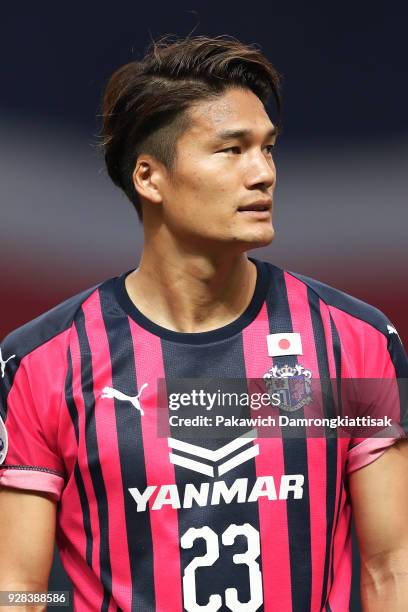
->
(156, 87), (277, 252)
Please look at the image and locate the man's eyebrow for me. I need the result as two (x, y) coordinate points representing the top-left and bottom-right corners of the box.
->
(213, 126), (278, 141)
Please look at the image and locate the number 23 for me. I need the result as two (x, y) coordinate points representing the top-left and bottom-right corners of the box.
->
(181, 523), (263, 611)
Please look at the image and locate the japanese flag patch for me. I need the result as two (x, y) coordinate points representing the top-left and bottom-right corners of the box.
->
(267, 332), (303, 357)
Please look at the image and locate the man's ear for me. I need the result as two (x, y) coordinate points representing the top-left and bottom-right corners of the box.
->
(132, 155), (164, 204)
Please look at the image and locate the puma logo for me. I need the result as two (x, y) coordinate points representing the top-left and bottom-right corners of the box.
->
(0, 348), (16, 379)
(387, 324), (400, 340)
(101, 383), (148, 415)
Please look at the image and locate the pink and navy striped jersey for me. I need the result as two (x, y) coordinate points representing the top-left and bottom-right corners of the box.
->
(0, 258), (407, 612)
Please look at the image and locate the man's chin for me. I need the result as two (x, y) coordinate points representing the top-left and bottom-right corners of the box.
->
(234, 227), (275, 249)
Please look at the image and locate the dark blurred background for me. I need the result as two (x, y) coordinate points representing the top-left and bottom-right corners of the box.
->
(1, 2), (407, 610)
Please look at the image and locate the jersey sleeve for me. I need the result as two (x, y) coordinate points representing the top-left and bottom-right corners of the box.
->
(0, 330), (68, 501)
(343, 316), (408, 474)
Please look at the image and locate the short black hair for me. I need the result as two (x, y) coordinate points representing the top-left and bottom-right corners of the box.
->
(100, 35), (282, 221)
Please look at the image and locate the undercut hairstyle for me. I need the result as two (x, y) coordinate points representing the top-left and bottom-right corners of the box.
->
(100, 35), (282, 221)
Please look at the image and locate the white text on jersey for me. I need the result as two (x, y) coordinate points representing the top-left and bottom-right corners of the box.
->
(129, 474), (304, 512)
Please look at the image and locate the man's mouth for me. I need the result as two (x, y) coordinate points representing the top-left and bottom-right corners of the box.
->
(237, 200), (272, 215)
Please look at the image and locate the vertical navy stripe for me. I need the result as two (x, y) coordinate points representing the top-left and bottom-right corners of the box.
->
(266, 266), (312, 612)
(75, 311), (112, 612)
(65, 347), (94, 568)
(161, 335), (263, 610)
(329, 316), (344, 593)
(306, 288), (338, 610)
(306, 290), (337, 420)
(99, 289), (156, 612)
(330, 316), (342, 381)
(329, 316), (361, 611)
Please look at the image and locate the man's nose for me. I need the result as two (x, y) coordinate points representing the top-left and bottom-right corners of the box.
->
(245, 153), (276, 190)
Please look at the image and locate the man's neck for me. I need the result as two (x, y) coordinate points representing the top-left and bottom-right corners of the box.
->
(124, 248), (258, 333)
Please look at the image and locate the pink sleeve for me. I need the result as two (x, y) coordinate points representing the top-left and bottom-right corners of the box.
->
(329, 306), (408, 474)
(0, 467), (64, 501)
(346, 424), (406, 474)
(0, 333), (68, 500)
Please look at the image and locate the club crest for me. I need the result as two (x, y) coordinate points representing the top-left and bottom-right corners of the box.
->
(263, 364), (312, 412)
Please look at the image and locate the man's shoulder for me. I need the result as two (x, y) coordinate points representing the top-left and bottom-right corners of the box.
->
(1, 276), (114, 362)
(288, 269), (389, 331)
(261, 259), (392, 337)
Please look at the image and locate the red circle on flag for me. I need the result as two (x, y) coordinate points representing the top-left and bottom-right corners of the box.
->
(278, 338), (290, 350)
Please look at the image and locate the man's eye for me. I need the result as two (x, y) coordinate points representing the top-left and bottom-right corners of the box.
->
(219, 146), (241, 154)
(264, 144), (275, 155)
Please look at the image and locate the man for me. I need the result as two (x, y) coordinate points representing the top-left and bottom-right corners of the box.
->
(0, 35), (407, 612)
